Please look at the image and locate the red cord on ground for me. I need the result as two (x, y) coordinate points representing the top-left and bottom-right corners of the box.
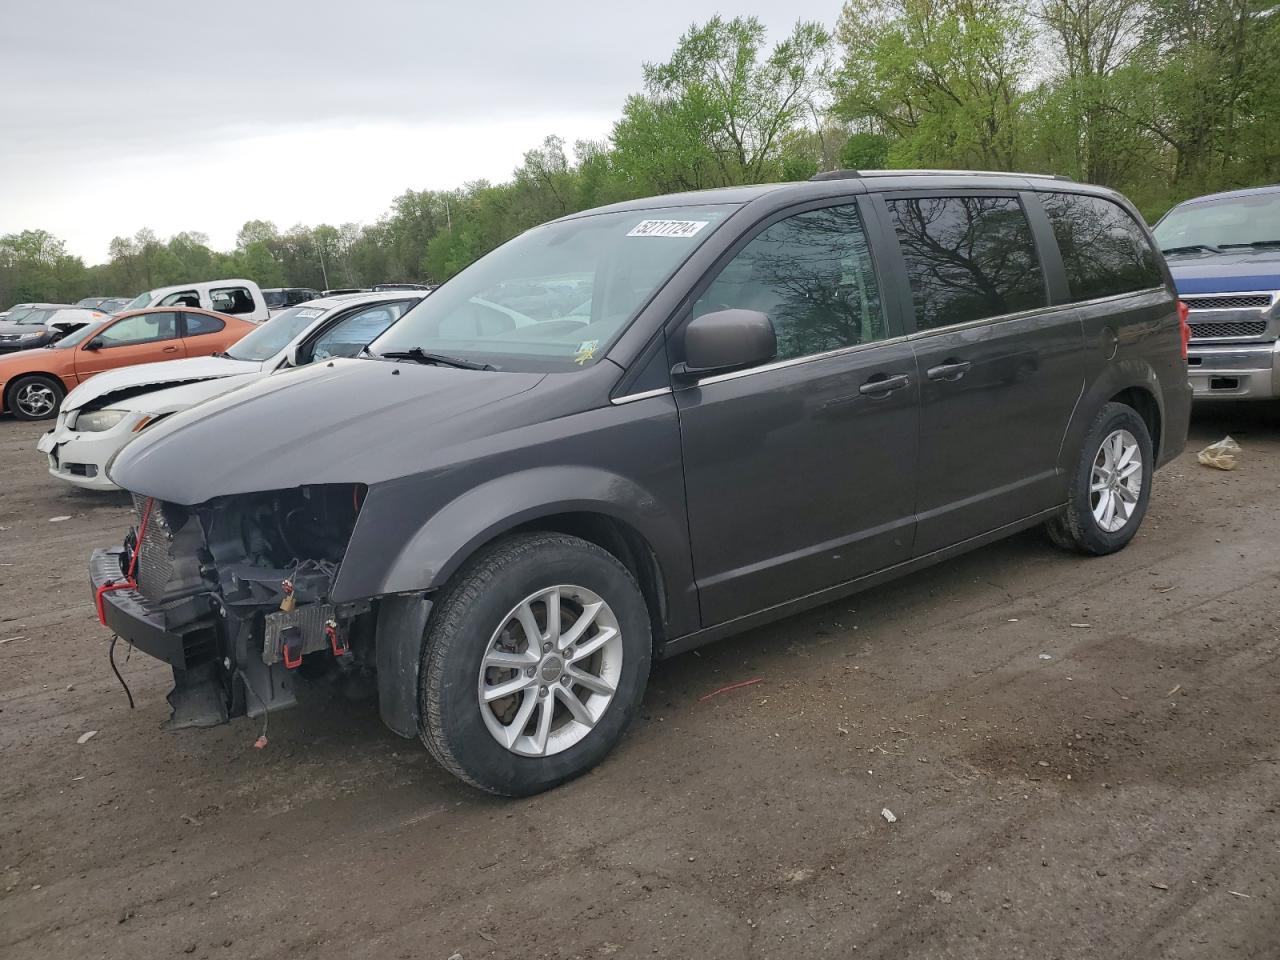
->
(698, 677), (764, 702)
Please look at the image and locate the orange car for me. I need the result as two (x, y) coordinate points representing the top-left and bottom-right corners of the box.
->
(0, 307), (256, 421)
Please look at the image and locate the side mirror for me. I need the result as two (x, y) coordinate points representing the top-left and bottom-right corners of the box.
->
(84, 337), (104, 351)
(673, 309), (776, 379)
(283, 344), (303, 367)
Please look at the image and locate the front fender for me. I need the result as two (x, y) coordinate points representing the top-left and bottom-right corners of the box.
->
(332, 464), (693, 611)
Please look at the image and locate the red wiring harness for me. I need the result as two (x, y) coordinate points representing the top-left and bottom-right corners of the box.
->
(95, 497), (154, 626)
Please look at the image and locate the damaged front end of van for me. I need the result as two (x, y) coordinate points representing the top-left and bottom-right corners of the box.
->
(91, 483), (372, 727)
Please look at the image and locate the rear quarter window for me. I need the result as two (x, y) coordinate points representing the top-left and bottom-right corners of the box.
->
(184, 312), (226, 336)
(210, 287), (257, 315)
(1040, 193), (1164, 301)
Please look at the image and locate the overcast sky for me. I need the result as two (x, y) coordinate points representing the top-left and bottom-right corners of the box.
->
(1, 0), (840, 263)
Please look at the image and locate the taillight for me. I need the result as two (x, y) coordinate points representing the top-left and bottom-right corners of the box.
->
(1177, 301), (1191, 361)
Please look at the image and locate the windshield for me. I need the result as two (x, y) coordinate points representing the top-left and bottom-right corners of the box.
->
(9, 307), (55, 325)
(125, 291), (155, 310)
(224, 306), (323, 361)
(370, 205), (736, 371)
(263, 290), (287, 308)
(1155, 193), (1280, 252)
(50, 318), (110, 348)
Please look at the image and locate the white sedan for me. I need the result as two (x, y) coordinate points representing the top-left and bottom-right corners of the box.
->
(37, 290), (426, 490)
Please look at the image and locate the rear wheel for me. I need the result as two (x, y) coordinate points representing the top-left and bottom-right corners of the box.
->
(419, 532), (652, 796)
(8, 375), (64, 421)
(1047, 402), (1153, 555)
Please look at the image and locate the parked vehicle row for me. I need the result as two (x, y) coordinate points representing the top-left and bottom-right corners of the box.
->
(0, 304), (107, 353)
(0, 307), (256, 420)
(80, 171), (1190, 797)
(262, 287), (321, 314)
(38, 291), (427, 488)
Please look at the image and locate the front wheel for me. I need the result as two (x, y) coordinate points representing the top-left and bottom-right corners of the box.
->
(8, 374), (64, 421)
(419, 532), (652, 796)
(1046, 401), (1153, 555)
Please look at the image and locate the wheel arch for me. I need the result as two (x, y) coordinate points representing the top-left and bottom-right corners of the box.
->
(1107, 385), (1162, 463)
(339, 465), (697, 634)
(3, 371), (69, 415)
(1059, 363), (1168, 480)
(365, 473), (687, 742)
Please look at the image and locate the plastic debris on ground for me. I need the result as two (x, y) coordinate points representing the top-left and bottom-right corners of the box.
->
(76, 730), (98, 744)
(1198, 436), (1241, 470)
(881, 808), (898, 823)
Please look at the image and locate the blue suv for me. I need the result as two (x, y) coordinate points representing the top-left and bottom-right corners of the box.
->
(1154, 185), (1280, 400)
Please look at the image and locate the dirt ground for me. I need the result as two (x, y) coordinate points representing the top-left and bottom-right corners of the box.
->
(1, 405), (1277, 960)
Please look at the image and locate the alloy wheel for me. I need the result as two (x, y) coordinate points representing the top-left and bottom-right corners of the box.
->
(15, 383), (56, 417)
(1090, 428), (1143, 533)
(477, 585), (623, 757)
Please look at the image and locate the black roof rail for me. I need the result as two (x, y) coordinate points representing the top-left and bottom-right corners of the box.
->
(810, 168), (1075, 183)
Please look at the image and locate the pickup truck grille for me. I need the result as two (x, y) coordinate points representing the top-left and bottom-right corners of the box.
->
(1182, 291), (1275, 342)
(1188, 320), (1269, 339)
(1183, 294), (1271, 311)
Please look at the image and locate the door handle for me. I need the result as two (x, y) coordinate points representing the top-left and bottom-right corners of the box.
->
(858, 373), (911, 397)
(926, 359), (971, 381)
(162, 345), (179, 353)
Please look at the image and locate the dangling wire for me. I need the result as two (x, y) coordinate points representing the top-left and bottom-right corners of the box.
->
(109, 634), (135, 709)
(235, 668), (270, 748)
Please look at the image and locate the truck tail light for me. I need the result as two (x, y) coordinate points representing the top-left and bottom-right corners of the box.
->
(1177, 301), (1191, 361)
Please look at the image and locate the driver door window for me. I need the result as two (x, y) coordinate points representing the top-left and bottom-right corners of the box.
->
(97, 312), (179, 347)
(688, 204), (887, 361)
(309, 302), (410, 362)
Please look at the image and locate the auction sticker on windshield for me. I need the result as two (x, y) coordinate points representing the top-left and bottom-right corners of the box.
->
(627, 219), (709, 239)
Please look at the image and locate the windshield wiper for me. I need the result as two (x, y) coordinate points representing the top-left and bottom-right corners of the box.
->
(1161, 243), (1222, 255)
(1218, 240), (1280, 249)
(375, 347), (495, 371)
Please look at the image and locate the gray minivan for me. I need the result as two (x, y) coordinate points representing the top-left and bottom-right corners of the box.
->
(91, 171), (1192, 795)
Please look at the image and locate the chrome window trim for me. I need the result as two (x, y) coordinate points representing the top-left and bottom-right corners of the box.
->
(694, 335), (910, 387)
(1065, 285), (1168, 309)
(610, 386), (673, 405)
(904, 301), (1077, 341)
(676, 286), (1172, 390)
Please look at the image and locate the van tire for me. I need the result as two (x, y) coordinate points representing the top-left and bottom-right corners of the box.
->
(8, 374), (64, 421)
(418, 532), (651, 796)
(1047, 402), (1153, 555)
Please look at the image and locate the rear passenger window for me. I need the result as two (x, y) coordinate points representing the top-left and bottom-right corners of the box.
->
(184, 313), (225, 336)
(1041, 192), (1164, 300)
(210, 287), (256, 315)
(887, 195), (1046, 330)
(690, 204), (886, 361)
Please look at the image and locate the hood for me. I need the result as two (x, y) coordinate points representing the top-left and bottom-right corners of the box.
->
(1166, 249), (1280, 294)
(62, 354), (262, 412)
(112, 371), (267, 414)
(108, 357), (545, 504)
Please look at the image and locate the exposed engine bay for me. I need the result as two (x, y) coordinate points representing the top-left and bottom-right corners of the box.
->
(107, 484), (371, 728)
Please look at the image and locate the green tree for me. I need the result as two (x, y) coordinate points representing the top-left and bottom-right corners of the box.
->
(833, 0), (1033, 169)
(613, 16), (833, 191)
